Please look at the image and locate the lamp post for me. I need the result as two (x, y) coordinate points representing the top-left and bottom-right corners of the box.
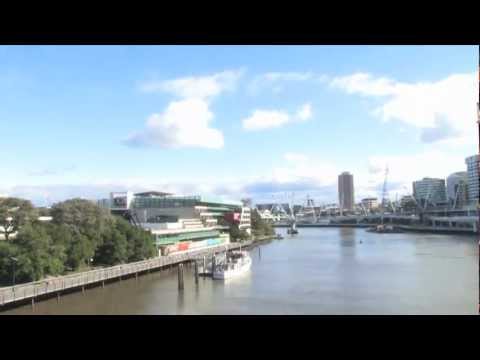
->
(10, 257), (18, 286)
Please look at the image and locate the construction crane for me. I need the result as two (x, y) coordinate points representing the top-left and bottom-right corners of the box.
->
(286, 192), (296, 221)
(360, 202), (368, 216)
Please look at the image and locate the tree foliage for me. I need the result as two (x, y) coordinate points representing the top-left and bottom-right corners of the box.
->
(1, 222), (67, 283)
(251, 209), (275, 237)
(0, 197), (157, 287)
(0, 197), (37, 241)
(229, 226), (250, 242)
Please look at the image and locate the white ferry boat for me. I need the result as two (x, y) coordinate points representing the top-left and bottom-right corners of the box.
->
(212, 250), (252, 280)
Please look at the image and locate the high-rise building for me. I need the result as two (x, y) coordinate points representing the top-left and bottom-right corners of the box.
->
(400, 195), (418, 213)
(338, 172), (354, 211)
(412, 178), (446, 207)
(446, 171), (468, 208)
(465, 155), (479, 205)
(361, 197), (378, 211)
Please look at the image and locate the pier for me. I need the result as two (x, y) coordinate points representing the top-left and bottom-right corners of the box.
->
(0, 240), (253, 309)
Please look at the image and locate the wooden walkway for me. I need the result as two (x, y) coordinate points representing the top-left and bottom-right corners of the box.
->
(0, 241), (252, 308)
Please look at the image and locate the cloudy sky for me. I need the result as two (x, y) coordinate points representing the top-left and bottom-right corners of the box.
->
(0, 45), (478, 206)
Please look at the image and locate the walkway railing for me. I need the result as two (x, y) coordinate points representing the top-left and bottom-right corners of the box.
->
(0, 241), (252, 307)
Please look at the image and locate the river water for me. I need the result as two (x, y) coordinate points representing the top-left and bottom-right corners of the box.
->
(2, 227), (478, 315)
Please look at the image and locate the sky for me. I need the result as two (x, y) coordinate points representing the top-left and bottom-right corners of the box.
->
(0, 45), (478, 206)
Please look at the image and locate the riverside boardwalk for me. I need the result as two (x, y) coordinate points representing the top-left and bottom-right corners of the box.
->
(0, 240), (254, 309)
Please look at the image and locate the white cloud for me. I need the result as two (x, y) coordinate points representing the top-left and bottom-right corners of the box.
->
(263, 72), (314, 82)
(295, 103), (312, 121)
(140, 69), (244, 100)
(125, 98), (224, 149)
(349, 150), (469, 201)
(242, 110), (290, 131)
(242, 103), (313, 131)
(330, 72), (397, 96)
(248, 72), (327, 95)
(271, 155), (338, 185)
(5, 148), (470, 206)
(330, 72), (478, 145)
(130, 69), (244, 149)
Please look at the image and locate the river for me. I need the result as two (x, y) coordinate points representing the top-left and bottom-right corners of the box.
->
(2, 227), (478, 315)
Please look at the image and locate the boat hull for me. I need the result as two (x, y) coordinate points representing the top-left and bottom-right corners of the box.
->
(213, 256), (252, 280)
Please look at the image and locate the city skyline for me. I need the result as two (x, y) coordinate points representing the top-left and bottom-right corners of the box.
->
(0, 45), (478, 206)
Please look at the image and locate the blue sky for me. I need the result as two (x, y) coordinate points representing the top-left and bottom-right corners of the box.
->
(0, 45), (478, 206)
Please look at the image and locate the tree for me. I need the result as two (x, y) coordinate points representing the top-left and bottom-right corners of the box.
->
(229, 225), (250, 242)
(0, 197), (157, 286)
(13, 222), (66, 283)
(95, 225), (128, 266)
(0, 241), (18, 286)
(0, 197), (37, 241)
(50, 199), (113, 269)
(251, 209), (274, 237)
(115, 217), (156, 261)
(129, 228), (156, 261)
(51, 198), (111, 239)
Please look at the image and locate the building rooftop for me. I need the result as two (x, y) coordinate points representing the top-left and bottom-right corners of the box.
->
(134, 191), (173, 197)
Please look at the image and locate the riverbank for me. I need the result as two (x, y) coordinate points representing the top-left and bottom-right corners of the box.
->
(0, 241), (248, 310)
(274, 223), (477, 234)
(274, 224), (370, 228)
(228, 234), (277, 250)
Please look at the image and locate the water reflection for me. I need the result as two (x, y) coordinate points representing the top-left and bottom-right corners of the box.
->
(339, 228), (357, 262)
(177, 288), (185, 314)
(339, 227), (356, 242)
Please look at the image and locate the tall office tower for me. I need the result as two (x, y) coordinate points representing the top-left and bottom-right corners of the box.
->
(412, 178), (447, 206)
(465, 155), (479, 205)
(338, 172), (354, 212)
(446, 171), (468, 208)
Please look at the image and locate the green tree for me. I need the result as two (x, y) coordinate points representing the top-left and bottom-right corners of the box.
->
(0, 197), (157, 286)
(0, 241), (18, 286)
(95, 224), (128, 266)
(37, 207), (51, 217)
(50, 199), (113, 269)
(115, 217), (156, 261)
(229, 226), (250, 242)
(250, 209), (274, 237)
(0, 197), (38, 241)
(13, 222), (66, 282)
(129, 227), (156, 261)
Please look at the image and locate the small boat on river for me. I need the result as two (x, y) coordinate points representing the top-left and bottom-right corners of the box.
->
(287, 220), (299, 235)
(212, 250), (252, 280)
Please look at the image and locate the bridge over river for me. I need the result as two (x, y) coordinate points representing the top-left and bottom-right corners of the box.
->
(275, 214), (478, 233)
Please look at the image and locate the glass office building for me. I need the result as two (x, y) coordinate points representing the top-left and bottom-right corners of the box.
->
(465, 155), (479, 205)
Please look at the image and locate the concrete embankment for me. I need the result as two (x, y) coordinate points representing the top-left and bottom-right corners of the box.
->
(397, 225), (477, 235)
